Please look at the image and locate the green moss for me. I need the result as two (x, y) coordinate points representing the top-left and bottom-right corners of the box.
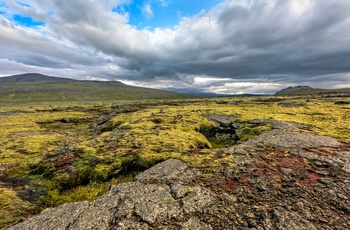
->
(4, 164), (29, 178)
(0, 187), (34, 228)
(236, 124), (272, 141)
(37, 182), (109, 208)
(91, 164), (113, 181)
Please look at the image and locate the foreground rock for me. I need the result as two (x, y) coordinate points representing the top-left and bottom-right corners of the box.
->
(210, 120), (350, 229)
(4, 159), (216, 230)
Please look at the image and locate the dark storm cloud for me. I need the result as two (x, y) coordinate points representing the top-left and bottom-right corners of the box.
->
(131, 0), (350, 83)
(15, 55), (72, 69)
(1, 0), (350, 93)
(0, 15), (103, 68)
(188, 0), (350, 78)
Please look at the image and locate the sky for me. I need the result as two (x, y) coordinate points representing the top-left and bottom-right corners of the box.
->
(0, 0), (350, 95)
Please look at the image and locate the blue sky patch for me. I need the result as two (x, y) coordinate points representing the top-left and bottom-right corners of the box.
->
(13, 14), (45, 27)
(115, 0), (222, 29)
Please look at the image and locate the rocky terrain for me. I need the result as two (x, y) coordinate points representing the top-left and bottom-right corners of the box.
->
(4, 118), (349, 230)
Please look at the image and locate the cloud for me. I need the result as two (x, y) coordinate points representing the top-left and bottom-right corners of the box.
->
(142, 3), (154, 19)
(0, 0), (350, 94)
(121, 75), (283, 94)
(158, 0), (170, 7)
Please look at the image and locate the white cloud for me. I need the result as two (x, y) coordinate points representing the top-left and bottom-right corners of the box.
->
(158, 0), (170, 7)
(142, 3), (153, 19)
(85, 76), (109, 81)
(207, 82), (283, 95)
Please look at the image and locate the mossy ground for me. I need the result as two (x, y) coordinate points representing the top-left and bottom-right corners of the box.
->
(0, 96), (349, 227)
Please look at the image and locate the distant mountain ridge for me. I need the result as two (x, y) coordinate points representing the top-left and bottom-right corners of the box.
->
(0, 73), (196, 102)
(274, 86), (314, 95)
(274, 85), (350, 96)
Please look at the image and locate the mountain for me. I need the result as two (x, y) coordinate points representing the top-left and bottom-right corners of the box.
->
(0, 73), (77, 83)
(274, 85), (350, 96)
(274, 86), (314, 96)
(0, 73), (196, 102)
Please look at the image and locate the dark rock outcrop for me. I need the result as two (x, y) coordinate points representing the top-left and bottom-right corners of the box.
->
(200, 115), (240, 147)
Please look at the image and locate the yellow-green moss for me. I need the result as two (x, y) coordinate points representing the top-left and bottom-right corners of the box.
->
(38, 182), (109, 208)
(0, 187), (34, 228)
(236, 124), (272, 141)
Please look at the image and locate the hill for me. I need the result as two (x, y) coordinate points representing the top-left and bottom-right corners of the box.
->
(0, 73), (77, 83)
(0, 73), (195, 102)
(275, 85), (350, 96)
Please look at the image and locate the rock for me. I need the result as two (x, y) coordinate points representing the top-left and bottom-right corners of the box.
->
(3, 201), (114, 230)
(4, 159), (216, 230)
(135, 158), (201, 184)
(281, 168), (293, 175)
(200, 114), (240, 147)
(273, 207), (317, 230)
(212, 120), (350, 230)
(115, 219), (149, 230)
(61, 118), (70, 123)
(181, 217), (213, 230)
(343, 163), (350, 173)
(97, 116), (110, 125)
(252, 130), (341, 149)
(227, 119), (341, 150)
(112, 182), (183, 224)
(334, 101), (350, 105)
(206, 114), (238, 127)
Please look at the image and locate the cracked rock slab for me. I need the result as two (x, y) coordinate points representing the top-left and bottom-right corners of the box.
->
(226, 120), (342, 155)
(3, 201), (112, 230)
(112, 182), (214, 225)
(253, 130), (341, 149)
(4, 159), (215, 230)
(135, 158), (201, 184)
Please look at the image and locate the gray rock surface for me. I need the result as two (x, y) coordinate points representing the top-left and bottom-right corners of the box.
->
(135, 159), (201, 184)
(253, 129), (341, 149)
(205, 114), (238, 127)
(226, 119), (341, 155)
(4, 159), (215, 230)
